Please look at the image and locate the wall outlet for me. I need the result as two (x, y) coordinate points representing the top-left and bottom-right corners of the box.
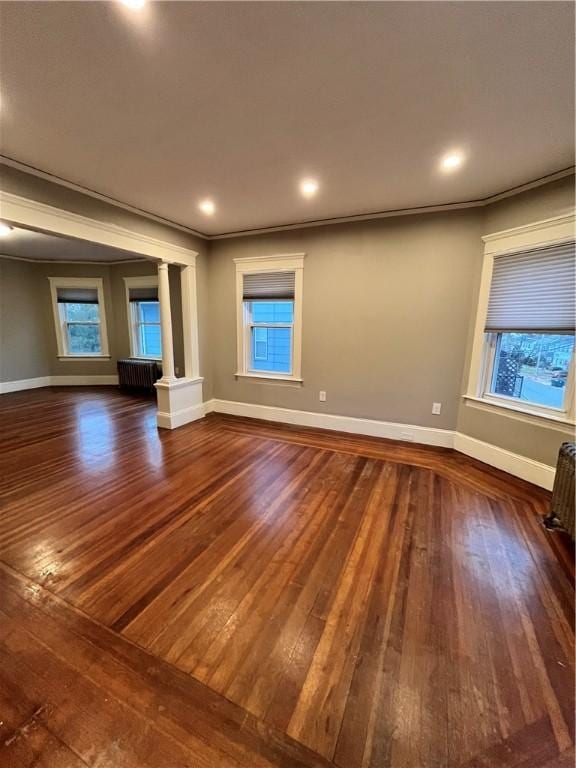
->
(319, 390), (327, 402)
(432, 402), (442, 415)
(175, 367), (180, 375)
(400, 430), (415, 442)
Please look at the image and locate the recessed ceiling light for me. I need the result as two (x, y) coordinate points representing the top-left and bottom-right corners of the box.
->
(0, 222), (13, 237)
(119, 0), (146, 9)
(440, 152), (465, 172)
(300, 178), (319, 199)
(199, 199), (216, 216)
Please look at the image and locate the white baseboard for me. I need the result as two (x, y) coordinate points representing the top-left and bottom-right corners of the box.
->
(0, 375), (119, 393)
(0, 376), (52, 394)
(453, 433), (555, 491)
(157, 402), (205, 430)
(50, 375), (119, 386)
(204, 398), (455, 448)
(205, 399), (556, 489)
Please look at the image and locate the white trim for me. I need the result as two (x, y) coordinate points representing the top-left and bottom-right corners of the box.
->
(0, 376), (52, 394)
(234, 254), (305, 382)
(180, 264), (201, 380)
(453, 433), (556, 491)
(0, 191), (199, 267)
(123, 275), (160, 359)
(482, 213), (576, 253)
(463, 394), (575, 430)
(48, 276), (110, 358)
(234, 372), (303, 384)
(156, 402), (205, 429)
(205, 398), (455, 448)
(0, 375), (119, 393)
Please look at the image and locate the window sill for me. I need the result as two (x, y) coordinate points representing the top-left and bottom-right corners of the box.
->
(58, 355), (111, 361)
(235, 372), (303, 385)
(463, 394), (575, 428)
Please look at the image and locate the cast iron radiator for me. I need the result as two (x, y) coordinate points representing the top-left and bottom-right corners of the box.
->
(117, 358), (161, 391)
(545, 442), (575, 540)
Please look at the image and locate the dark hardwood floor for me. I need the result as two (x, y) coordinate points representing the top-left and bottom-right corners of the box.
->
(0, 387), (573, 767)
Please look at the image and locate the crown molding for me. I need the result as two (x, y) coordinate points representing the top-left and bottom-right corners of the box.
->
(0, 252), (147, 265)
(1, 156), (574, 241)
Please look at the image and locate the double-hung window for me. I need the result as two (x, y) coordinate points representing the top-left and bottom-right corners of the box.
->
(235, 254), (304, 381)
(124, 278), (161, 359)
(49, 277), (109, 358)
(477, 240), (575, 418)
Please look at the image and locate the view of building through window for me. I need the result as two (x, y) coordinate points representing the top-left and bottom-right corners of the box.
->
(249, 301), (293, 374)
(63, 302), (102, 355)
(489, 332), (574, 409)
(134, 301), (162, 358)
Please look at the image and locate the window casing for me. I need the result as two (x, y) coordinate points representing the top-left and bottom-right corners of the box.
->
(124, 277), (161, 360)
(466, 216), (576, 424)
(49, 277), (109, 358)
(234, 254), (304, 381)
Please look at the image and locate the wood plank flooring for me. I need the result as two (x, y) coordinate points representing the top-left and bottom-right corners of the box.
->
(0, 387), (574, 767)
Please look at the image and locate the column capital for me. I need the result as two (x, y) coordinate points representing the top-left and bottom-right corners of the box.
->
(158, 261), (169, 271)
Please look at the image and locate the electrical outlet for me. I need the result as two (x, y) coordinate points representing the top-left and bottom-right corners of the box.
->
(175, 367), (180, 375)
(400, 430), (415, 442)
(319, 390), (327, 402)
(432, 402), (442, 415)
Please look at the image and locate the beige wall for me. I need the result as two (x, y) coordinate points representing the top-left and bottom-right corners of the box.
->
(457, 175), (576, 466)
(0, 257), (52, 381)
(209, 210), (484, 431)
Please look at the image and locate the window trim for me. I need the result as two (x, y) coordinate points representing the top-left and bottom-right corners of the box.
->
(464, 212), (576, 425)
(48, 277), (110, 359)
(234, 253), (305, 383)
(123, 276), (161, 360)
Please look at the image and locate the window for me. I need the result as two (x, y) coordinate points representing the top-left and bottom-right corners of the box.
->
(472, 238), (575, 418)
(124, 278), (161, 359)
(248, 301), (294, 373)
(235, 254), (304, 381)
(49, 278), (109, 358)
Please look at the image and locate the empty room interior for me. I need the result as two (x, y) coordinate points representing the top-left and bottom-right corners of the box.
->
(0, 2), (575, 767)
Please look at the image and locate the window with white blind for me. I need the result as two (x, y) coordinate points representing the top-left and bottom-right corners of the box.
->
(48, 277), (109, 358)
(234, 254), (304, 381)
(480, 241), (575, 415)
(123, 277), (161, 359)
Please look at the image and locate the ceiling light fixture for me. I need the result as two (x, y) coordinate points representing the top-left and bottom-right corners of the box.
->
(440, 151), (465, 173)
(0, 222), (13, 237)
(119, 0), (146, 9)
(300, 178), (319, 199)
(199, 199), (216, 216)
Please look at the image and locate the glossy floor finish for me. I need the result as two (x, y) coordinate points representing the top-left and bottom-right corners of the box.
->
(0, 388), (574, 768)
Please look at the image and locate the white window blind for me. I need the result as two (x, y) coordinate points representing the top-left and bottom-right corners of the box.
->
(485, 242), (575, 332)
(243, 271), (295, 300)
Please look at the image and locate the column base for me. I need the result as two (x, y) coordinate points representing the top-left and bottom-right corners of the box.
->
(154, 376), (204, 429)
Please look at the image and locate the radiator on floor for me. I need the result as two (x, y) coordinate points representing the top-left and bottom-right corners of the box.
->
(546, 442), (575, 540)
(117, 358), (161, 391)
